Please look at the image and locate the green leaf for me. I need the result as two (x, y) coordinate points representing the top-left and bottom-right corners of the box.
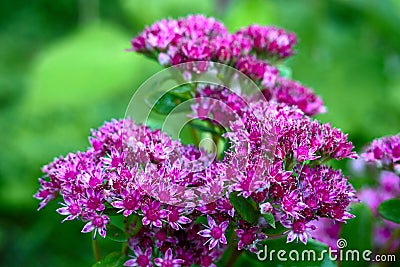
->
(377, 198), (400, 223)
(146, 91), (189, 115)
(92, 251), (127, 267)
(171, 84), (193, 94)
(109, 215), (125, 231)
(103, 207), (120, 216)
(229, 192), (260, 224)
(106, 224), (127, 243)
(189, 121), (220, 135)
(263, 213), (276, 228)
(194, 215), (208, 225)
(340, 203), (373, 267)
(262, 222), (288, 235)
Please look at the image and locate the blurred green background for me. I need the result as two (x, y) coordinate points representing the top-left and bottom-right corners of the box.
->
(1, 0), (399, 266)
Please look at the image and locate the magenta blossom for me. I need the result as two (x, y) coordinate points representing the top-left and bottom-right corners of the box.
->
(166, 206), (192, 230)
(111, 186), (141, 217)
(362, 133), (400, 170)
(236, 226), (267, 253)
(198, 215), (229, 249)
(141, 200), (168, 228)
(282, 219), (316, 245)
(56, 196), (82, 222)
(81, 213), (110, 238)
(124, 246), (153, 267)
(154, 248), (184, 267)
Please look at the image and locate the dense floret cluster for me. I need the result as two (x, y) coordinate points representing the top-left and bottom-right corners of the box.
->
(35, 15), (359, 266)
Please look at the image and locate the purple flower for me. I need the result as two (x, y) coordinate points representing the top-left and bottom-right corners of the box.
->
(235, 55), (279, 84)
(166, 206), (191, 230)
(111, 186), (141, 217)
(124, 246), (153, 267)
(34, 178), (58, 210)
(259, 202), (273, 214)
(198, 215), (229, 249)
(362, 133), (400, 169)
(236, 227), (266, 253)
(236, 24), (297, 59)
(34, 14), (364, 266)
(81, 213), (110, 238)
(56, 197), (82, 222)
(282, 219), (316, 245)
(154, 248), (184, 267)
(263, 78), (326, 116)
(199, 250), (219, 267)
(141, 201), (168, 228)
(82, 188), (105, 212)
(310, 218), (341, 248)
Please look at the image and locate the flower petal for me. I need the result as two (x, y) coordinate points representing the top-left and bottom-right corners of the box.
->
(220, 234), (227, 244)
(178, 216), (191, 224)
(111, 201), (124, 209)
(145, 247), (152, 257)
(56, 207), (70, 215)
(207, 215), (216, 227)
(286, 231), (296, 243)
(153, 220), (162, 228)
(165, 248), (173, 260)
(299, 233), (308, 245)
(154, 258), (163, 266)
(198, 229), (211, 237)
(81, 222), (94, 233)
(209, 239), (218, 250)
(220, 221), (229, 231)
(124, 259), (137, 266)
(98, 227), (107, 238)
(142, 217), (150, 226)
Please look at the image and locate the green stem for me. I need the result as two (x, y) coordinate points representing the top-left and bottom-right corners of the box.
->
(131, 214), (143, 236)
(225, 247), (243, 267)
(190, 126), (200, 146)
(224, 228), (243, 267)
(92, 237), (101, 262)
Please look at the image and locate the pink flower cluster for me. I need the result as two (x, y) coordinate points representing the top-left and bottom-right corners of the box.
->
(224, 101), (357, 243)
(311, 134), (400, 250)
(35, 119), (228, 265)
(131, 14), (325, 116)
(359, 171), (400, 247)
(358, 134), (400, 249)
(131, 15), (295, 66)
(34, 15), (360, 266)
(362, 133), (400, 171)
(35, 108), (357, 265)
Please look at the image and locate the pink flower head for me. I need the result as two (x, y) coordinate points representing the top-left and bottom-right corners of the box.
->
(236, 24), (297, 59)
(56, 196), (82, 222)
(166, 206), (191, 230)
(259, 202), (273, 214)
(154, 248), (184, 267)
(81, 213), (110, 238)
(111, 186), (141, 217)
(236, 227), (267, 253)
(198, 215), (229, 249)
(124, 246), (153, 267)
(362, 133), (400, 169)
(141, 200), (168, 228)
(282, 219), (316, 245)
